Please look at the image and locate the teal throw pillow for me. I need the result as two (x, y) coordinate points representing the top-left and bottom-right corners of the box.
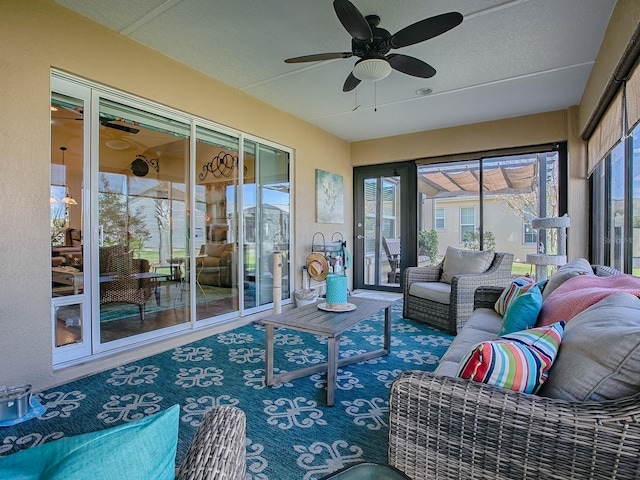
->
(499, 284), (543, 336)
(0, 404), (179, 480)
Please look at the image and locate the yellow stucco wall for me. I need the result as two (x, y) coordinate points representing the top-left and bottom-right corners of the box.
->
(350, 110), (569, 165)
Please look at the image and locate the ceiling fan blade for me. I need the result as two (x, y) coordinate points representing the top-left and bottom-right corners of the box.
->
(390, 12), (463, 48)
(333, 0), (372, 42)
(285, 52), (353, 63)
(343, 72), (361, 92)
(387, 54), (436, 78)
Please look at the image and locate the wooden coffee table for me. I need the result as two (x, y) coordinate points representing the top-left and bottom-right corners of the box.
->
(261, 296), (394, 406)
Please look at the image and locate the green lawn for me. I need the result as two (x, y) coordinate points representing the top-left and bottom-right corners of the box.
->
(511, 262), (536, 277)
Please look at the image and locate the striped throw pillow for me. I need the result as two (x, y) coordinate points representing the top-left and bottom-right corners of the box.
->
(494, 276), (536, 315)
(457, 322), (565, 394)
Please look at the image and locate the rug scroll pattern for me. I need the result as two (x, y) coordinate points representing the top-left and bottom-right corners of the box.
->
(0, 301), (453, 479)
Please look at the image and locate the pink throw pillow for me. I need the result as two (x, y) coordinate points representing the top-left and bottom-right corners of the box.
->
(537, 274), (640, 326)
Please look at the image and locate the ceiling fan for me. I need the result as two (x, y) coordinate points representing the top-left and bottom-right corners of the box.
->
(284, 0), (463, 92)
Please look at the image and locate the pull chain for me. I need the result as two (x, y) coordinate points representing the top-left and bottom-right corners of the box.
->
(373, 82), (378, 112)
(374, 82), (377, 112)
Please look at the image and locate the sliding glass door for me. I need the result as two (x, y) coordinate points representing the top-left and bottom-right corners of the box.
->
(242, 140), (291, 309)
(194, 126), (241, 321)
(51, 72), (292, 365)
(417, 148), (563, 273)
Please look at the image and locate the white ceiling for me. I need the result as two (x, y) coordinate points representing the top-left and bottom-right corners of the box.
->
(54, 0), (616, 142)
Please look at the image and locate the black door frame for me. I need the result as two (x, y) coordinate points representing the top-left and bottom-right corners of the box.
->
(353, 161), (417, 292)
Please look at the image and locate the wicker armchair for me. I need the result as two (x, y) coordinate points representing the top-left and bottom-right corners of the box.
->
(388, 370), (640, 480)
(176, 405), (246, 480)
(403, 252), (513, 334)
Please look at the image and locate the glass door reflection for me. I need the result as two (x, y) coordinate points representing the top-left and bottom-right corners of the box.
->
(362, 175), (402, 288)
(193, 125), (241, 320)
(51, 87), (90, 363)
(242, 141), (291, 309)
(97, 98), (190, 344)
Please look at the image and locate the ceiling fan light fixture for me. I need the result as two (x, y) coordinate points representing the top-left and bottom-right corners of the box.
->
(105, 139), (130, 150)
(352, 58), (392, 82)
(59, 145), (77, 206)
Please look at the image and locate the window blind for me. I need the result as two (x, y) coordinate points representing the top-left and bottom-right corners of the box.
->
(626, 59), (640, 133)
(587, 89), (623, 175)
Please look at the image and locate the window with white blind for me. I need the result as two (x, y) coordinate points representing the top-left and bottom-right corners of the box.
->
(460, 207), (475, 244)
(435, 208), (445, 230)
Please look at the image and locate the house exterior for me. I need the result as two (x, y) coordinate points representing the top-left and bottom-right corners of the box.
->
(1, 0), (638, 391)
(423, 196), (538, 263)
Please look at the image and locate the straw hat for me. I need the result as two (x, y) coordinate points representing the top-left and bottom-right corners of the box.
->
(306, 253), (329, 282)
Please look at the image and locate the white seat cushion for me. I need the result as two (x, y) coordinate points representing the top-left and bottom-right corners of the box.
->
(409, 281), (451, 305)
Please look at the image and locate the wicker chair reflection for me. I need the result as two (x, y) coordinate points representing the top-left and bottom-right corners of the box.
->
(403, 252), (513, 333)
(99, 246), (152, 321)
(382, 237), (401, 284)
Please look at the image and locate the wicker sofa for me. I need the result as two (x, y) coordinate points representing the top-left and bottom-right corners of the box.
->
(176, 405), (246, 480)
(389, 261), (640, 479)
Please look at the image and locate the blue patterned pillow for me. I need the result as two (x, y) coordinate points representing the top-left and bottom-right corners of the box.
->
(0, 405), (179, 480)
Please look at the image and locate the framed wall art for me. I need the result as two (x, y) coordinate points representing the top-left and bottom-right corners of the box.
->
(316, 169), (344, 224)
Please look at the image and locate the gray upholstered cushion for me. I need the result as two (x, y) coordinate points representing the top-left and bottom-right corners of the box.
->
(539, 293), (640, 401)
(408, 281), (451, 305)
(541, 257), (593, 300)
(440, 246), (495, 284)
(435, 361), (460, 377)
(436, 307), (503, 377)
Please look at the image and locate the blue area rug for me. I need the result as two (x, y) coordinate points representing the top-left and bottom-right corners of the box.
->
(0, 300), (453, 479)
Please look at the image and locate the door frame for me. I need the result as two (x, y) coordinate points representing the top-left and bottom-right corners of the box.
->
(353, 161), (417, 292)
